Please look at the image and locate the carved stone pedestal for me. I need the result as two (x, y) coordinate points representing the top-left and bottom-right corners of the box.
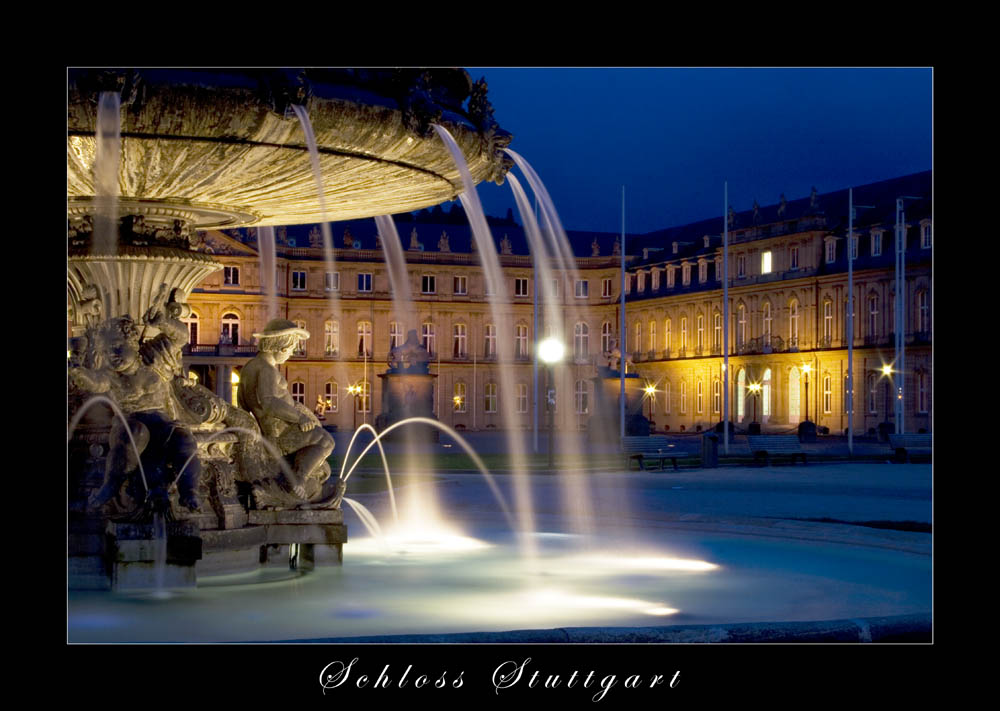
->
(250, 509), (347, 569)
(106, 519), (202, 592)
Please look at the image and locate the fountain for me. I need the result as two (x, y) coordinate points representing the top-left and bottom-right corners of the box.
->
(67, 68), (512, 590)
(67, 69), (930, 643)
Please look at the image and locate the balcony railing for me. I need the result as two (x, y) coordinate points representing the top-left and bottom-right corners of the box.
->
(183, 343), (258, 357)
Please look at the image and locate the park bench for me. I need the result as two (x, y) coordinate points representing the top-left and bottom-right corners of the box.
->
(887, 433), (932, 463)
(747, 435), (807, 466)
(623, 436), (690, 471)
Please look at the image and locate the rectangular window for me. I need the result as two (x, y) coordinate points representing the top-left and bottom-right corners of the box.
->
(872, 232), (882, 257)
(514, 278), (529, 297)
(421, 275), (436, 294)
(485, 383), (497, 413)
(761, 250), (772, 274)
(637, 272), (645, 292)
(699, 261), (707, 283)
(517, 383), (528, 414)
(850, 235), (859, 260)
(575, 280), (589, 298)
(357, 273), (372, 292)
(291, 271), (307, 291)
(790, 245), (799, 269)
(325, 272), (340, 291)
(823, 375), (832, 414)
(652, 271), (660, 290)
(421, 323), (435, 354)
(453, 275), (467, 295)
(921, 223), (932, 249)
(737, 254), (746, 278)
(453, 324), (467, 358)
(389, 322), (402, 349)
(682, 264), (691, 286)
(515, 325), (528, 358)
(224, 266), (240, 285)
(825, 240), (836, 263)
(453, 382), (467, 413)
(602, 278), (612, 297)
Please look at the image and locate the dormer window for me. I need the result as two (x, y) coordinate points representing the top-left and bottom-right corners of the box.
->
(698, 259), (708, 283)
(825, 237), (837, 264)
(703, 235), (711, 248)
(666, 266), (675, 289)
(682, 263), (691, 286)
(672, 242), (679, 255)
(921, 220), (932, 249)
(637, 272), (645, 292)
(651, 270), (660, 290)
(871, 230), (883, 257)
(715, 256), (722, 281)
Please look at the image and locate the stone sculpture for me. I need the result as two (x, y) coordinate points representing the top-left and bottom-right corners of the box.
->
(386, 329), (432, 374)
(238, 319), (338, 506)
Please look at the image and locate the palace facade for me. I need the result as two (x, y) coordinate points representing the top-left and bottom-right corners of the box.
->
(182, 171), (932, 436)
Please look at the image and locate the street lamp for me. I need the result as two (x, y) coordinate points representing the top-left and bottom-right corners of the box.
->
(802, 363), (812, 422)
(881, 363), (893, 426)
(347, 383), (361, 431)
(644, 383), (656, 431)
(748, 381), (761, 427)
(538, 337), (565, 469)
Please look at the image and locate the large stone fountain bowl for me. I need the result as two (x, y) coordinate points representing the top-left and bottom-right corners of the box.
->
(67, 68), (512, 229)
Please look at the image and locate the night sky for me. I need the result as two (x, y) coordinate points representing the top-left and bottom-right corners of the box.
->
(465, 67), (932, 234)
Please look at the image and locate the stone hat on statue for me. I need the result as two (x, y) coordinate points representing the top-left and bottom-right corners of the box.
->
(253, 318), (310, 340)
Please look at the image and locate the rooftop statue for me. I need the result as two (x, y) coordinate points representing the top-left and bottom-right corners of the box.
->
(387, 329), (432, 374)
(499, 234), (512, 255)
(591, 237), (600, 257)
(238, 319), (338, 506)
(438, 231), (451, 252)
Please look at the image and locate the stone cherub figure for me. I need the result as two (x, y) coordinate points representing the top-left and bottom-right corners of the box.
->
(238, 319), (338, 505)
(70, 306), (202, 518)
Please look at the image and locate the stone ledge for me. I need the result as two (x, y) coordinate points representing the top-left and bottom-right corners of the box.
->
(249, 509), (343, 525)
(264, 523), (347, 545)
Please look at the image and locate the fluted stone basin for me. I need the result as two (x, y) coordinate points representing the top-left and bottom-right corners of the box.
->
(67, 68), (512, 229)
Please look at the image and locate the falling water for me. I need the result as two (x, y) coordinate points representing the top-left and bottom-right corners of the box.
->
(290, 104), (340, 322)
(67, 395), (149, 495)
(507, 173), (595, 537)
(92, 92), (121, 256)
(151, 511), (169, 597)
(257, 226), (279, 321)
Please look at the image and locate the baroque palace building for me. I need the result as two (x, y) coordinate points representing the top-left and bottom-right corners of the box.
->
(181, 171), (931, 436)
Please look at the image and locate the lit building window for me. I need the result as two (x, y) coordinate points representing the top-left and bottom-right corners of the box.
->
(680, 380), (688, 415)
(652, 270), (660, 290)
(356, 381), (371, 412)
(680, 316), (688, 350)
(634, 321), (642, 353)
(736, 305), (745, 347)
(789, 300), (799, 343)
(575, 380), (589, 414)
(224, 266), (240, 285)
(453, 323), (467, 358)
(823, 300), (833, 343)
(713, 313), (721, 350)
(484, 324), (496, 357)
(762, 368), (772, 418)
(293, 320), (307, 356)
(823, 375), (832, 414)
(421, 322), (436, 355)
(825, 239), (836, 264)
(517, 383), (528, 414)
(325, 381), (338, 412)
(357, 320), (372, 356)
(574, 322), (590, 360)
(183, 311), (199, 346)
(682, 263), (691, 286)
(324, 320), (339, 356)
(761, 250), (772, 274)
(516, 324), (529, 358)
(696, 379), (704, 415)
(696, 314), (704, 351)
(601, 322), (613, 353)
(868, 295), (879, 338)
(713, 379), (721, 414)
(292, 271), (306, 291)
(325, 272), (339, 291)
(389, 321), (402, 349)
(664, 381), (671, 414)
(637, 272), (645, 292)
(737, 254), (746, 278)
(698, 260), (708, 283)
(665, 318), (672, 353)
(737, 369), (745, 421)
(454, 382), (467, 413)
(648, 320), (656, 352)
(221, 312), (240, 345)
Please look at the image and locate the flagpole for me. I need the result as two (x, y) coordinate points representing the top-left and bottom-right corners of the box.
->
(620, 185), (626, 446)
(723, 182), (730, 455)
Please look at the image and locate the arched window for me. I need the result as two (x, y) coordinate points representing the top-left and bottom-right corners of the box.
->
(680, 380), (688, 414)
(648, 320), (656, 352)
(680, 316), (688, 351)
(665, 318), (672, 353)
(696, 379), (704, 415)
(823, 374), (832, 414)
(291, 381), (305, 405)
(357, 320), (372, 357)
(736, 304), (746, 347)
(601, 321), (613, 353)
(183, 311), (199, 346)
(325, 381), (338, 412)
(453, 323), (467, 358)
(916, 289), (930, 334)
(762, 368), (772, 419)
(713, 312), (721, 351)
(713, 379), (721, 414)
(696, 313), (704, 351)
(762, 302), (772, 346)
(575, 380), (589, 414)
(485, 382), (498, 413)
(663, 380), (671, 414)
(868, 372), (878, 415)
(634, 321), (642, 353)
(324, 320), (339, 356)
(737, 368), (746, 421)
(453, 382), (467, 412)
(484, 324), (496, 357)
(389, 321), (402, 349)
(574, 322), (590, 360)
(293, 319), (307, 355)
(421, 322), (436, 355)
(221, 312), (240, 345)
(517, 383), (528, 413)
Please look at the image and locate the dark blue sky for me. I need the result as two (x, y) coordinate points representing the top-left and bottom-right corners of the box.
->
(464, 68), (932, 234)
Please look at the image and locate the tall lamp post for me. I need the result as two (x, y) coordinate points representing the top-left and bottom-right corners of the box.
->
(539, 337), (565, 470)
(347, 383), (361, 431)
(747, 382), (761, 435)
(802, 363), (812, 422)
(880, 364), (893, 440)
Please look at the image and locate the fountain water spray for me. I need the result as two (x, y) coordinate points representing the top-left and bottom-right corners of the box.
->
(339, 423), (397, 523)
(68, 395), (149, 496)
(92, 92), (120, 257)
(257, 226), (279, 321)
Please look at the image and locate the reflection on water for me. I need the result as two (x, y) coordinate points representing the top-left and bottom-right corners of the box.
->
(68, 527), (930, 643)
